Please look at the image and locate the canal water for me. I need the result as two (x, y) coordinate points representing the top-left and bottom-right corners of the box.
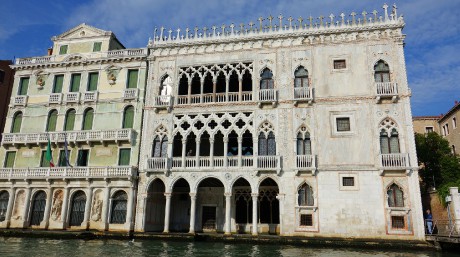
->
(0, 237), (457, 257)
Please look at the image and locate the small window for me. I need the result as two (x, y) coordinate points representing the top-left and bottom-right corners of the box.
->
(333, 60), (346, 69)
(4, 152), (16, 168)
(70, 74), (81, 92)
(59, 45), (68, 55)
(77, 149), (89, 166)
(300, 214), (313, 226)
(40, 150), (50, 167)
(18, 77), (30, 96)
(391, 216), (405, 229)
(0, 70), (5, 84)
(118, 148), (131, 166)
(336, 117), (350, 132)
(425, 127), (434, 133)
(453, 118), (457, 129)
(445, 124), (450, 135)
(342, 177), (355, 187)
(127, 69), (139, 89)
(87, 72), (99, 91)
(92, 42), (102, 52)
(53, 75), (64, 93)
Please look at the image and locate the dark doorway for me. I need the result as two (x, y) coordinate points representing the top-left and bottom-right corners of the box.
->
(30, 191), (46, 226)
(202, 206), (217, 230)
(69, 191), (86, 226)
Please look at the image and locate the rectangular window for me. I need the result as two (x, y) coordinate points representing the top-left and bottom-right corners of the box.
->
(342, 177), (355, 187)
(18, 77), (30, 95)
(425, 127), (434, 133)
(77, 149), (89, 166)
(70, 73), (81, 92)
(118, 148), (131, 166)
(336, 117), (350, 132)
(87, 72), (99, 91)
(453, 117), (457, 129)
(333, 60), (346, 69)
(127, 69), (139, 89)
(58, 150), (67, 167)
(391, 216), (405, 229)
(59, 45), (68, 55)
(445, 124), (449, 135)
(4, 152), (16, 168)
(40, 150), (50, 167)
(92, 42), (102, 52)
(300, 214), (313, 226)
(53, 75), (64, 93)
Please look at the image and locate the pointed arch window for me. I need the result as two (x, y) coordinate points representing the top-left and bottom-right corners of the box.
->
(380, 129), (400, 154)
(296, 132), (311, 155)
(64, 109), (76, 131)
(82, 108), (94, 130)
(294, 66), (309, 88)
(260, 68), (274, 90)
(11, 112), (23, 133)
(46, 110), (58, 132)
(122, 105), (134, 129)
(387, 184), (404, 207)
(152, 136), (168, 157)
(258, 132), (276, 156)
(298, 183), (314, 206)
(374, 60), (390, 83)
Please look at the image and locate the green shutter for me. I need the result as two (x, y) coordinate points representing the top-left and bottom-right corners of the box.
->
(118, 149), (131, 166)
(88, 73), (99, 91)
(59, 45), (68, 55)
(11, 113), (22, 133)
(58, 150), (66, 167)
(4, 152), (16, 168)
(93, 42), (102, 52)
(53, 75), (64, 93)
(70, 74), (81, 92)
(123, 106), (134, 129)
(127, 70), (138, 89)
(64, 110), (76, 131)
(47, 110), (58, 132)
(40, 151), (50, 167)
(19, 77), (29, 95)
(82, 109), (94, 130)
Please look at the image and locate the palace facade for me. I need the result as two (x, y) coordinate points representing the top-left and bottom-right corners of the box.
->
(0, 4), (425, 241)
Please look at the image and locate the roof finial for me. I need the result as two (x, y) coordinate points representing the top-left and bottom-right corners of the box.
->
(278, 14), (283, 30)
(383, 3), (389, 21)
(340, 13), (345, 26)
(249, 21), (255, 32)
(221, 24), (226, 36)
(308, 16), (313, 28)
(318, 15), (324, 27)
(160, 26), (165, 40)
(350, 12), (357, 25)
(258, 17), (264, 32)
(372, 10), (378, 23)
(212, 26), (217, 36)
(392, 3), (398, 20)
(298, 17), (304, 29)
(288, 16), (293, 30)
(185, 27), (190, 39)
(267, 15), (274, 30)
(329, 14), (335, 26)
(362, 11), (368, 24)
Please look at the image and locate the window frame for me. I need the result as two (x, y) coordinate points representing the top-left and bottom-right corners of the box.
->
(425, 126), (434, 133)
(52, 74), (64, 93)
(126, 69), (139, 89)
(59, 45), (68, 55)
(118, 148), (131, 166)
(339, 173), (359, 191)
(87, 72), (99, 91)
(4, 151), (16, 168)
(92, 42), (102, 52)
(18, 77), (30, 96)
(333, 59), (347, 70)
(70, 73), (81, 92)
(330, 112), (355, 137)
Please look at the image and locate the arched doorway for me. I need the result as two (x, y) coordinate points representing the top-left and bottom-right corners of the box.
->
(258, 178), (279, 234)
(233, 178), (252, 234)
(30, 191), (46, 226)
(170, 178), (190, 232)
(145, 179), (166, 231)
(0, 191), (9, 222)
(110, 191), (128, 224)
(196, 177), (225, 232)
(69, 191), (86, 226)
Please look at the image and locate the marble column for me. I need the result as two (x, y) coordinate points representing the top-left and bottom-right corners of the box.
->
(223, 137), (228, 168)
(102, 187), (111, 230)
(61, 187), (70, 228)
(189, 193), (197, 234)
(163, 192), (172, 233)
(22, 187), (32, 227)
(195, 140), (200, 168)
(83, 188), (93, 229)
(238, 79), (242, 101)
(181, 139), (187, 168)
(5, 187), (16, 228)
(224, 193), (232, 235)
(200, 78), (204, 103)
(209, 139), (215, 168)
(212, 81), (217, 102)
(237, 136), (243, 167)
(251, 193), (258, 236)
(43, 188), (53, 229)
(187, 82), (192, 104)
(127, 186), (136, 231)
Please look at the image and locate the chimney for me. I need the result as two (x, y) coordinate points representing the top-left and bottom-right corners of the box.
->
(455, 100), (458, 105)
(47, 47), (53, 56)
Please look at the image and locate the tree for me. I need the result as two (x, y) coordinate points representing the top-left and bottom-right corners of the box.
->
(415, 132), (460, 192)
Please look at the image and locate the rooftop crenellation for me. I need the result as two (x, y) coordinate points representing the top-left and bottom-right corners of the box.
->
(150, 3), (403, 46)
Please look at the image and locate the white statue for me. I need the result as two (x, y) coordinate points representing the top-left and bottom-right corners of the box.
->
(160, 77), (173, 103)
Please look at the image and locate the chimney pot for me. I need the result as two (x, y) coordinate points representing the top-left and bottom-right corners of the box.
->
(47, 47), (53, 56)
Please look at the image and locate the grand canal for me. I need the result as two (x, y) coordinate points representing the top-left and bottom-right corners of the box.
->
(0, 237), (458, 257)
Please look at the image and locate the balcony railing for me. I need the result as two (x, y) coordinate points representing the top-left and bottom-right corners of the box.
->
(175, 91), (253, 105)
(379, 153), (409, 169)
(294, 87), (313, 102)
(258, 89), (277, 105)
(376, 82), (398, 97)
(153, 95), (173, 110)
(106, 48), (147, 57)
(65, 92), (80, 103)
(295, 155), (316, 170)
(83, 91), (98, 102)
(0, 166), (137, 181)
(1, 129), (134, 147)
(123, 88), (139, 100)
(49, 93), (63, 104)
(11, 96), (28, 106)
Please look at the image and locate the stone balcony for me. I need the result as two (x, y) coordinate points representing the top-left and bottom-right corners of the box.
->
(294, 155), (317, 175)
(1, 129), (134, 147)
(258, 89), (277, 107)
(123, 88), (139, 100)
(152, 96), (173, 112)
(293, 87), (313, 105)
(378, 153), (410, 174)
(376, 82), (398, 103)
(146, 155), (281, 175)
(175, 91), (253, 106)
(11, 96), (28, 107)
(49, 93), (63, 104)
(64, 92), (80, 103)
(83, 91), (98, 102)
(0, 166), (137, 181)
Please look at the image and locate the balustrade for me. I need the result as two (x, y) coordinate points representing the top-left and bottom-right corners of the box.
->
(65, 92), (80, 103)
(376, 82), (398, 96)
(11, 96), (28, 106)
(83, 91), (98, 102)
(123, 88), (138, 99)
(0, 166), (137, 180)
(258, 89), (277, 103)
(295, 155), (315, 169)
(379, 153), (409, 169)
(49, 93), (63, 104)
(294, 87), (313, 100)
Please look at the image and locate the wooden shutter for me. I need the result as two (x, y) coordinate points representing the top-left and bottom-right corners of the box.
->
(59, 45), (68, 55)
(70, 74), (81, 92)
(127, 70), (139, 89)
(122, 106), (134, 128)
(40, 151), (50, 167)
(82, 109), (94, 130)
(11, 112), (22, 133)
(19, 77), (29, 95)
(53, 75), (64, 93)
(47, 110), (58, 132)
(4, 152), (16, 168)
(88, 73), (99, 91)
(93, 42), (102, 52)
(58, 150), (66, 167)
(64, 110), (76, 131)
(118, 149), (131, 166)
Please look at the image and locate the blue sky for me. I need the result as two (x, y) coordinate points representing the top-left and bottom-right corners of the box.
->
(1, 0), (459, 116)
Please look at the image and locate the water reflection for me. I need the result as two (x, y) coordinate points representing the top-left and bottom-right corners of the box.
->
(0, 237), (452, 257)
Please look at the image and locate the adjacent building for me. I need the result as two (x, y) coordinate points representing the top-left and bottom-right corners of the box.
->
(0, 24), (147, 231)
(0, 60), (14, 143)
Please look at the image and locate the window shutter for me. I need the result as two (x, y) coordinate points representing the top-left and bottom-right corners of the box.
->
(390, 136), (400, 154)
(65, 110), (76, 131)
(11, 113), (22, 133)
(82, 109), (94, 130)
(127, 70), (139, 89)
(161, 137), (168, 157)
(122, 106), (134, 129)
(59, 45), (68, 55)
(267, 132), (276, 155)
(19, 77), (29, 95)
(118, 149), (131, 166)
(53, 75), (64, 93)
(58, 150), (66, 167)
(4, 152), (16, 168)
(304, 138), (312, 155)
(47, 110), (58, 132)
(88, 73), (98, 91)
(93, 42), (102, 52)
(153, 137), (161, 157)
(40, 151), (50, 167)
(70, 74), (81, 92)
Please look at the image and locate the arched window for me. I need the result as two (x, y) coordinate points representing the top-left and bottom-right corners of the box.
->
(152, 136), (168, 157)
(374, 60), (390, 82)
(69, 191), (86, 226)
(110, 191), (128, 224)
(82, 108), (94, 130)
(387, 184), (404, 207)
(30, 191), (46, 226)
(260, 68), (274, 90)
(46, 109), (58, 132)
(298, 183), (314, 206)
(11, 112), (22, 133)
(64, 109), (76, 131)
(380, 129), (400, 154)
(122, 105), (134, 129)
(294, 66), (309, 88)
(0, 191), (9, 222)
(296, 132), (311, 155)
(160, 75), (173, 96)
(258, 132), (276, 156)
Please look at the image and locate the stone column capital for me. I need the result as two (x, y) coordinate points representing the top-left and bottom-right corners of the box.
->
(224, 192), (232, 197)
(189, 192), (197, 200)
